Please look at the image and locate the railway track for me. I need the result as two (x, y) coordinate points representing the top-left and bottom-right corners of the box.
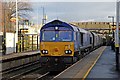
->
(2, 60), (42, 79)
(19, 72), (50, 80)
(1, 59), (68, 80)
(2, 60), (83, 80)
(19, 71), (61, 80)
(2, 62), (55, 80)
(1, 60), (40, 74)
(14, 64), (62, 80)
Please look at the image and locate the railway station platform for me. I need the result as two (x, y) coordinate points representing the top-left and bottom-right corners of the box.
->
(0, 50), (40, 61)
(54, 46), (120, 80)
(1, 50), (40, 72)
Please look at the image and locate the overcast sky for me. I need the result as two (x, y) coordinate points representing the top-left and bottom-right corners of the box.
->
(29, 2), (116, 24)
(4, 0), (117, 2)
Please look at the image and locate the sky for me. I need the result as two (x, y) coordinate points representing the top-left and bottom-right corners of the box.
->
(29, 2), (116, 24)
(2, 0), (117, 23)
(3, 0), (117, 2)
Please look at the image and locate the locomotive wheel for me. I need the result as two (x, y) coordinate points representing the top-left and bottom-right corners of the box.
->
(81, 52), (84, 58)
(78, 48), (82, 59)
(77, 52), (81, 60)
(72, 57), (78, 63)
(74, 52), (81, 62)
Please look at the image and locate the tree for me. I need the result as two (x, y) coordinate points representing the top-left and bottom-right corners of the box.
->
(3, 1), (32, 32)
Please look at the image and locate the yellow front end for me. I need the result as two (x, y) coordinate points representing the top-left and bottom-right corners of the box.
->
(40, 42), (74, 56)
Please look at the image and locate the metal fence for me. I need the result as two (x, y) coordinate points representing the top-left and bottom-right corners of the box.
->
(17, 34), (39, 53)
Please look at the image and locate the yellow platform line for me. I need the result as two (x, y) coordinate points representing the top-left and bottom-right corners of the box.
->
(82, 46), (106, 80)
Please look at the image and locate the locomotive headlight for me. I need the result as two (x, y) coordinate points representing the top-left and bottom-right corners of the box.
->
(43, 50), (45, 53)
(42, 50), (48, 54)
(65, 50), (72, 54)
(65, 50), (68, 54)
(45, 50), (48, 54)
(69, 50), (72, 54)
(55, 26), (59, 30)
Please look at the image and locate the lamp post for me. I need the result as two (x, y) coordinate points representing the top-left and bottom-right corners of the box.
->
(108, 16), (114, 38)
(115, 1), (119, 71)
(16, 0), (18, 53)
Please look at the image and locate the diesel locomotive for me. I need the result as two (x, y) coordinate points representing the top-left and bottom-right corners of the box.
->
(39, 20), (104, 68)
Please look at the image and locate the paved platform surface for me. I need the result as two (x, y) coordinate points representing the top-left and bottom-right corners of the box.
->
(87, 46), (120, 79)
(0, 50), (40, 61)
(54, 46), (106, 79)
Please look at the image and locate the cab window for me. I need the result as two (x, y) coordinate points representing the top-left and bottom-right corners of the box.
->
(42, 31), (55, 41)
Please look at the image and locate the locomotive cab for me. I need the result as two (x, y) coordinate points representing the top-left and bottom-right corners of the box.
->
(40, 27), (74, 57)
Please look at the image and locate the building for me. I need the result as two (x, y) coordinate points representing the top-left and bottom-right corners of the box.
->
(70, 22), (112, 34)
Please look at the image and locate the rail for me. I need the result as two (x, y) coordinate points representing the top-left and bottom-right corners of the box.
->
(2, 61), (41, 79)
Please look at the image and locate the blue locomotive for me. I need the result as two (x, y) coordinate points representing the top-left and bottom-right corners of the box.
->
(40, 20), (104, 67)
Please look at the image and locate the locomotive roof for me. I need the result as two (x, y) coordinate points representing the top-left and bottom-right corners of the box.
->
(41, 20), (89, 34)
(41, 20), (79, 31)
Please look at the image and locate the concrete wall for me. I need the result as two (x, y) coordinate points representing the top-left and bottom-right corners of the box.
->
(0, 32), (15, 55)
(6, 33), (16, 54)
(2, 53), (40, 72)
